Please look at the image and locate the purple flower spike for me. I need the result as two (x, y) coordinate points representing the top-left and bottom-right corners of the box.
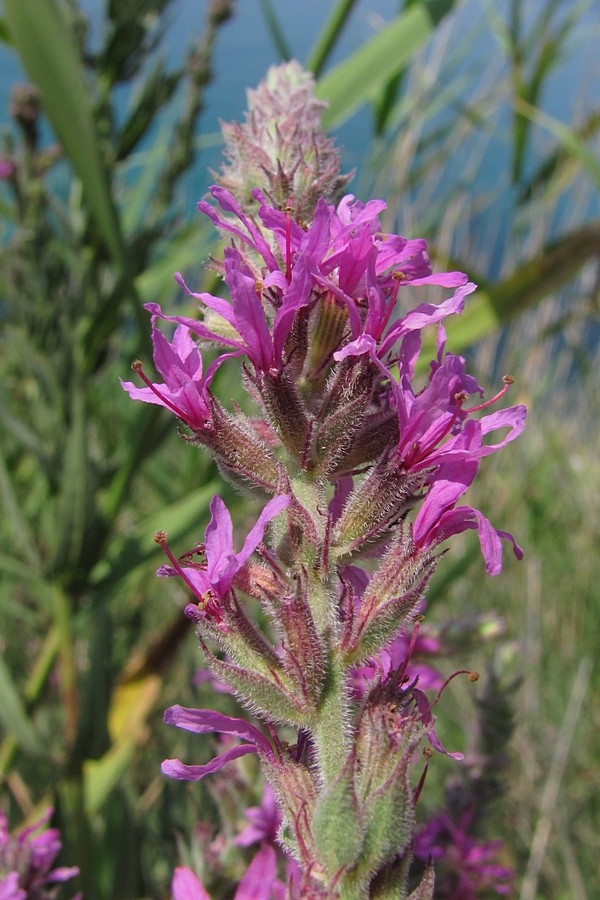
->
(161, 705), (274, 783)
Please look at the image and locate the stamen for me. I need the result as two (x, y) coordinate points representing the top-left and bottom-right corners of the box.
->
(465, 375), (515, 414)
(413, 747), (433, 804)
(432, 669), (479, 709)
(376, 272), (404, 341)
(178, 543), (207, 568)
(394, 618), (422, 689)
(154, 531), (205, 604)
(284, 200), (294, 282)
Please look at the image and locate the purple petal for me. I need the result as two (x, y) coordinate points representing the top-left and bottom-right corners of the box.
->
(379, 282), (476, 357)
(234, 844), (277, 900)
(418, 505), (523, 576)
(235, 495), (290, 570)
(0, 872), (25, 900)
(174, 273), (239, 329)
(145, 302), (248, 357)
(225, 247), (274, 373)
(163, 705), (273, 755)
(161, 744), (257, 781)
(478, 404), (528, 455)
(204, 495), (235, 583)
(172, 866), (211, 900)
(407, 271), (468, 287)
(47, 866), (80, 883)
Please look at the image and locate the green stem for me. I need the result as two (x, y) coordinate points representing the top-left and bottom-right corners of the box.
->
(306, 0), (359, 77)
(312, 652), (350, 785)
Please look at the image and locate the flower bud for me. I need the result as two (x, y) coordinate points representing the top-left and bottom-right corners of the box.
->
(333, 459), (426, 558)
(216, 60), (352, 220)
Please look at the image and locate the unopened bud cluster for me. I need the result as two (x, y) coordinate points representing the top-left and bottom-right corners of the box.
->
(123, 62), (526, 899)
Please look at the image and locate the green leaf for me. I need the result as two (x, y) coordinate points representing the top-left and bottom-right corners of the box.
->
(422, 221), (600, 358)
(90, 481), (218, 590)
(258, 0), (292, 61)
(514, 97), (600, 190)
(84, 673), (162, 813)
(306, 0), (359, 77)
(316, 4), (442, 129)
(3, 0), (125, 267)
(0, 653), (43, 754)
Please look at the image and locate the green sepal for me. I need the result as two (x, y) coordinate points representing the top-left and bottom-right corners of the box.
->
(350, 581), (427, 663)
(312, 749), (364, 873)
(360, 766), (414, 876)
(369, 850), (413, 900)
(407, 862), (435, 900)
(201, 643), (312, 728)
(263, 757), (320, 869)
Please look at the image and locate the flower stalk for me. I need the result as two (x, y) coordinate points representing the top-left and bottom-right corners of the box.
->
(124, 61), (526, 898)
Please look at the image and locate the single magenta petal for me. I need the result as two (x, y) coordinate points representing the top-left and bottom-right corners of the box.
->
(204, 495), (235, 582)
(161, 745), (258, 781)
(172, 866), (211, 900)
(235, 495), (290, 569)
(163, 705), (273, 755)
(234, 844), (277, 900)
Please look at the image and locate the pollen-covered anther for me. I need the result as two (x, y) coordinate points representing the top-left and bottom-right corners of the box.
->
(468, 671), (480, 682)
(131, 359), (143, 371)
(154, 530), (167, 544)
(454, 391), (468, 405)
(392, 270), (405, 281)
(198, 589), (217, 611)
(503, 374), (515, 385)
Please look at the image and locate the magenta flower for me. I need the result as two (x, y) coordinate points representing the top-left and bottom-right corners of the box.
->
(157, 494), (289, 620)
(145, 186), (471, 377)
(0, 157), (17, 180)
(120, 322), (229, 431)
(161, 706), (274, 782)
(172, 844), (283, 900)
(351, 626), (444, 699)
(414, 810), (514, 898)
(0, 807), (79, 900)
(234, 783), (281, 848)
(412, 405), (527, 575)
(172, 866), (211, 900)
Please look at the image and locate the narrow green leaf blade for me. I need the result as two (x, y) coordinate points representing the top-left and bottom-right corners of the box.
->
(3, 0), (125, 266)
(316, 4), (434, 129)
(0, 653), (43, 754)
(421, 222), (600, 358)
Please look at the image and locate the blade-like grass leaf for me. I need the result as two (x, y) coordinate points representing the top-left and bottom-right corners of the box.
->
(0, 653), (43, 754)
(316, 2), (456, 130)
(3, 0), (125, 268)
(421, 221), (600, 359)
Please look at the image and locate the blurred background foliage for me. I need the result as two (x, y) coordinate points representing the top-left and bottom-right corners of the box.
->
(0, 0), (598, 897)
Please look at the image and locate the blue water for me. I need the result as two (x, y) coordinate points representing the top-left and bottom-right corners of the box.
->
(1, 0), (598, 227)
